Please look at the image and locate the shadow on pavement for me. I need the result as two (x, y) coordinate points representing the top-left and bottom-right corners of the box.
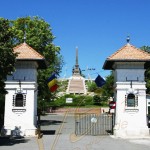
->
(41, 130), (55, 135)
(40, 120), (63, 126)
(0, 136), (30, 146)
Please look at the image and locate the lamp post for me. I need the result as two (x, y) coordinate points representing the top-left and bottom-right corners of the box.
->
(87, 66), (96, 82)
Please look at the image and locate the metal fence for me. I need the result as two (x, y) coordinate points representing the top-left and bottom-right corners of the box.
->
(75, 113), (114, 136)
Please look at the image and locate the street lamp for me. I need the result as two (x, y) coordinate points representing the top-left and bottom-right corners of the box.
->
(87, 66), (96, 82)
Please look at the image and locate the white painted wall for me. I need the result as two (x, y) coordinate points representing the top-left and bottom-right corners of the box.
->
(7, 61), (38, 81)
(113, 62), (149, 137)
(4, 61), (38, 136)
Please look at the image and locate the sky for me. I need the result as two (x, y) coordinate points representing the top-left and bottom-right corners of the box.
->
(1, 0), (150, 79)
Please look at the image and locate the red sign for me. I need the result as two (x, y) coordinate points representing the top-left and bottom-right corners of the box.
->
(109, 101), (116, 109)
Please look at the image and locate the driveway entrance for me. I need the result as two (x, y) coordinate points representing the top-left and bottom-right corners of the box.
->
(75, 113), (114, 136)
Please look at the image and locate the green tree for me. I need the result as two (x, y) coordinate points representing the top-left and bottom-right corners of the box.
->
(0, 18), (17, 94)
(101, 72), (114, 100)
(0, 18), (17, 125)
(140, 46), (150, 53)
(93, 95), (101, 105)
(10, 16), (63, 105)
(145, 69), (150, 94)
(86, 81), (98, 92)
(141, 46), (150, 94)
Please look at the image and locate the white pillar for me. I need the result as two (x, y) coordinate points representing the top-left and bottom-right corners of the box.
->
(4, 81), (37, 136)
(114, 82), (149, 137)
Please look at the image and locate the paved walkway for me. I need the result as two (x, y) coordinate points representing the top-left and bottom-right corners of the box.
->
(0, 113), (150, 150)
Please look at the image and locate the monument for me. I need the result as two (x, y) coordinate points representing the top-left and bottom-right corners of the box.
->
(66, 47), (87, 94)
(103, 37), (150, 137)
(3, 42), (46, 136)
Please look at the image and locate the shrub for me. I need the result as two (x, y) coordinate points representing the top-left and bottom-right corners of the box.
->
(47, 94), (108, 107)
(93, 95), (101, 105)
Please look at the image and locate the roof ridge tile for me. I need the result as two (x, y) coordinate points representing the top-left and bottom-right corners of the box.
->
(13, 42), (44, 59)
(108, 44), (150, 60)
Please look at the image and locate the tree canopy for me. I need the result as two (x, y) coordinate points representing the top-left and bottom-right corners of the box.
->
(101, 72), (114, 99)
(141, 46), (150, 94)
(10, 16), (63, 102)
(0, 16), (63, 110)
(140, 46), (150, 53)
(0, 18), (17, 94)
(0, 18), (17, 122)
(85, 72), (114, 101)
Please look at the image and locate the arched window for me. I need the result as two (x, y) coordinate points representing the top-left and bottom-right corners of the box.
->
(15, 93), (24, 107)
(127, 93), (135, 107)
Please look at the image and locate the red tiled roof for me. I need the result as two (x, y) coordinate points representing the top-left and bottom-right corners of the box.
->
(13, 42), (44, 60)
(108, 44), (150, 60)
(103, 43), (150, 69)
(13, 42), (46, 69)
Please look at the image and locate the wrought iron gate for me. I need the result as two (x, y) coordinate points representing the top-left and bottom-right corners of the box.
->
(75, 113), (114, 136)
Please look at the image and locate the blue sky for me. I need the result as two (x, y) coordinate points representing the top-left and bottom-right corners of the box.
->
(1, 0), (150, 79)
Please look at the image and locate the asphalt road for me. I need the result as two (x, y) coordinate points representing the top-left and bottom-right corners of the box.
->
(0, 112), (150, 150)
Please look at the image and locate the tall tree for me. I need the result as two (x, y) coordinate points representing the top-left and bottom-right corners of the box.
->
(10, 16), (63, 102)
(140, 46), (150, 94)
(0, 18), (17, 94)
(0, 18), (17, 124)
(140, 46), (150, 53)
(86, 72), (114, 101)
(101, 72), (114, 100)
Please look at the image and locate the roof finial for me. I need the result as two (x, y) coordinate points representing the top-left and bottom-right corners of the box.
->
(126, 35), (130, 44)
(23, 31), (26, 43)
(23, 24), (27, 43)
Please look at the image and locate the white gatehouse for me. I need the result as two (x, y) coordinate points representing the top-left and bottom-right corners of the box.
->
(103, 39), (150, 137)
(3, 42), (46, 136)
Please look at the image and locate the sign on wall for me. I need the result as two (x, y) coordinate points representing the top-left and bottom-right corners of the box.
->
(66, 98), (73, 103)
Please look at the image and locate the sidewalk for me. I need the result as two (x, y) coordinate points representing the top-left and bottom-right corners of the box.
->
(0, 113), (150, 150)
(1, 135), (150, 150)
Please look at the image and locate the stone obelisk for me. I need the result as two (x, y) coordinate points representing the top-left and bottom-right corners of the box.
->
(66, 47), (87, 94)
(72, 47), (81, 76)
